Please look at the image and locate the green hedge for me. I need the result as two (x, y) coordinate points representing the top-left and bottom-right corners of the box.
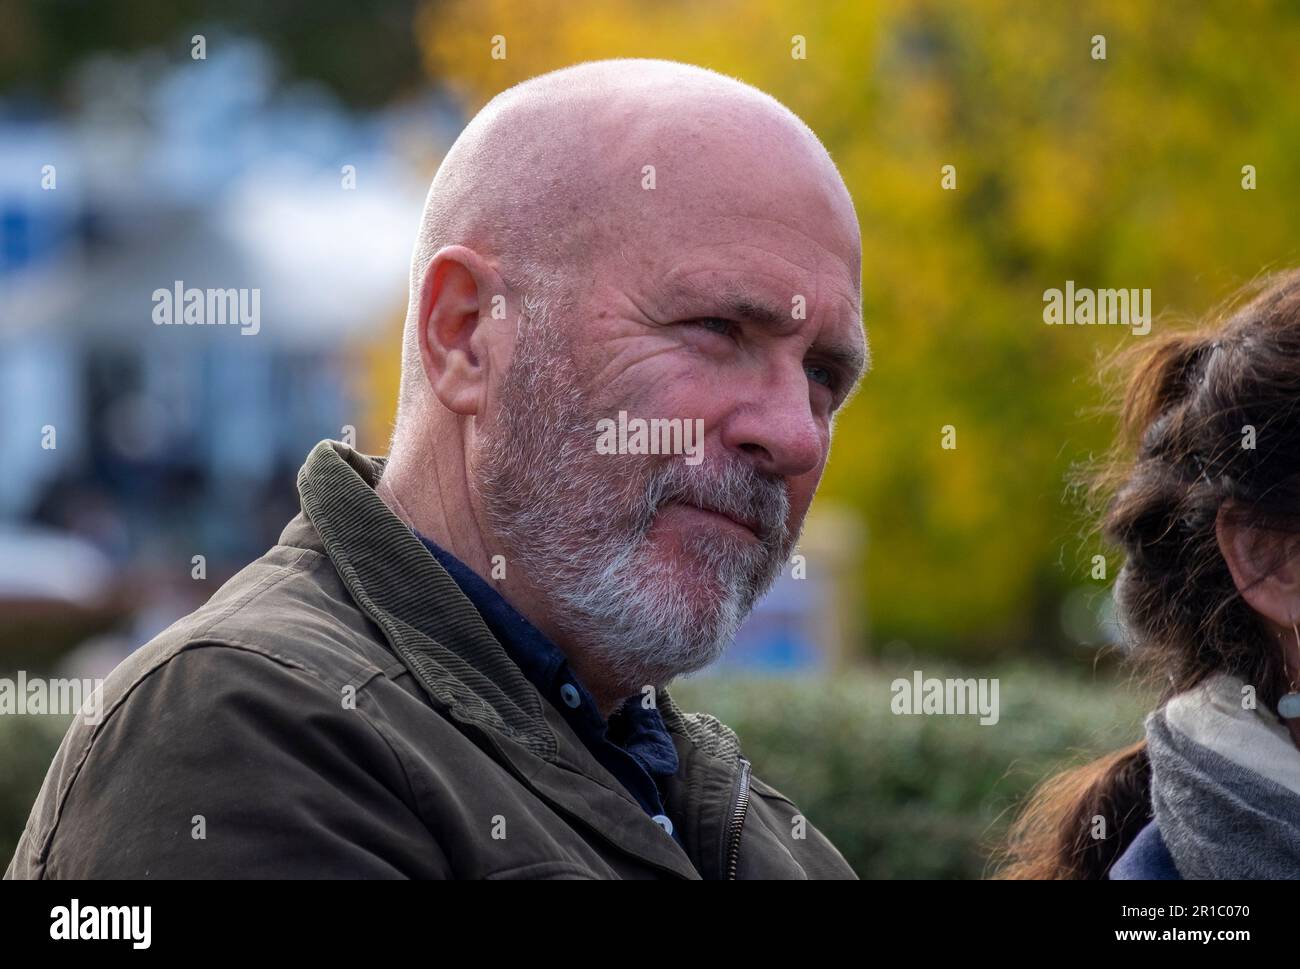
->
(670, 662), (1153, 879)
(0, 713), (73, 869)
(0, 662), (1152, 878)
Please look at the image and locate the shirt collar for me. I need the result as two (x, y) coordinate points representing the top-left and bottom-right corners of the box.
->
(411, 531), (678, 778)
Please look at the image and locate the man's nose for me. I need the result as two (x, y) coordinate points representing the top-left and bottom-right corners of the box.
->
(717, 368), (824, 478)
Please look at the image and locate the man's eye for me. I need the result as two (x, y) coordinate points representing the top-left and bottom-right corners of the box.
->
(691, 317), (734, 336)
(806, 364), (834, 388)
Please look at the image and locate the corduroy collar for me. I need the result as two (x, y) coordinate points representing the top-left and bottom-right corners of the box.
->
(295, 439), (741, 767)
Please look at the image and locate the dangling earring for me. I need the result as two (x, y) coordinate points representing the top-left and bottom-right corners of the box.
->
(1278, 622), (1300, 719)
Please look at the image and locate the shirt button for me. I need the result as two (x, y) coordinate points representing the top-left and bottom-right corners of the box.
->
(651, 814), (674, 836)
(559, 683), (581, 708)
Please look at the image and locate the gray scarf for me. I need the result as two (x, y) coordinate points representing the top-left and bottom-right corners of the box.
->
(1147, 707), (1300, 878)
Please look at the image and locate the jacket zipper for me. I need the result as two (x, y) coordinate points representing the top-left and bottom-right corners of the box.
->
(724, 757), (752, 880)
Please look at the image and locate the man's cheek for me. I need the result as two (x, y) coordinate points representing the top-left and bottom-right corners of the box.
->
(790, 472), (822, 510)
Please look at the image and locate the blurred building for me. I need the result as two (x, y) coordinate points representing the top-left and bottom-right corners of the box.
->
(0, 38), (451, 659)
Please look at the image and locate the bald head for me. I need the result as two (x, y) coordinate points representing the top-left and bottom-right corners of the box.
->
(395, 58), (861, 427)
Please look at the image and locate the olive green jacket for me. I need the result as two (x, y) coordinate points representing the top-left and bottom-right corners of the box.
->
(6, 441), (856, 880)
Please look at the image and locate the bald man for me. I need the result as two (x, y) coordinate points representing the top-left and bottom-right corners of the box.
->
(8, 60), (864, 880)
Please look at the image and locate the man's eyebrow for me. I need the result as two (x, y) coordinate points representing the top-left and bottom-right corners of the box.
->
(662, 280), (788, 327)
(719, 292), (788, 328)
(664, 279), (868, 384)
(818, 340), (869, 385)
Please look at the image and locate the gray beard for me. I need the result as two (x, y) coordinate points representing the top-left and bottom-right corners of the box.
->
(473, 309), (793, 692)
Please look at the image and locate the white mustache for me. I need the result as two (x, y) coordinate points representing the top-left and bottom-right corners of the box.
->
(641, 459), (790, 548)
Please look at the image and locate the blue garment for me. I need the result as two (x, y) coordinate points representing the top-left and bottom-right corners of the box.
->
(1109, 820), (1182, 879)
(413, 531), (683, 845)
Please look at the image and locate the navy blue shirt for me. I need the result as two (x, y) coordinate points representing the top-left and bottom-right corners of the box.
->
(413, 531), (683, 845)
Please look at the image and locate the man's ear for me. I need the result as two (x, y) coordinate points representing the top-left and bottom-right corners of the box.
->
(416, 245), (509, 416)
(1216, 501), (1300, 628)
